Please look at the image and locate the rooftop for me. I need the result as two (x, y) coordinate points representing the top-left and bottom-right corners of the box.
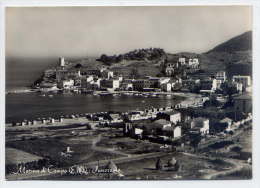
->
(220, 117), (233, 123)
(234, 93), (252, 100)
(153, 119), (171, 125)
(164, 111), (180, 116)
(192, 117), (209, 122)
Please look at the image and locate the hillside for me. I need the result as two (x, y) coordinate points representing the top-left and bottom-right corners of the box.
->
(96, 48), (167, 78)
(207, 31), (252, 53)
(200, 31), (252, 78)
(64, 31), (252, 79)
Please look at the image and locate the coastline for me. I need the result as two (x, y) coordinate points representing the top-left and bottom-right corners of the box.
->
(5, 91), (202, 129)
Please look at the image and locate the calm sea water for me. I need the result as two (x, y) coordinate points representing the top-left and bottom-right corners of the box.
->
(6, 57), (57, 91)
(6, 93), (182, 123)
(6, 57), (182, 123)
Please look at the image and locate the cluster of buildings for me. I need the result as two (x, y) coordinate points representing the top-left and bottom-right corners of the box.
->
(121, 106), (217, 144)
(164, 57), (200, 76)
(37, 57), (184, 92)
(37, 56), (252, 96)
(181, 69), (252, 95)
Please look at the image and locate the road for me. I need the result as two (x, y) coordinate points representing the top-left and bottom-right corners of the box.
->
(202, 158), (250, 180)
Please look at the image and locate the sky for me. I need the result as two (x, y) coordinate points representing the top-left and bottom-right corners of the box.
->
(6, 6), (252, 58)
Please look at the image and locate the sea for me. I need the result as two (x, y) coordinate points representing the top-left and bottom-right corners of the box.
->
(5, 57), (183, 123)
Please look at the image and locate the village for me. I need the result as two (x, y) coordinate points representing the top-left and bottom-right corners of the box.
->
(5, 54), (252, 180)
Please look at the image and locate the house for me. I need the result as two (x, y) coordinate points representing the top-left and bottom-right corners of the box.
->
(132, 79), (152, 91)
(200, 78), (217, 93)
(58, 79), (74, 89)
(173, 126), (182, 138)
(215, 71), (226, 88)
(126, 111), (149, 121)
(59, 57), (66, 67)
(163, 126), (182, 138)
(100, 79), (120, 90)
(101, 69), (114, 79)
(233, 94), (252, 114)
(164, 62), (177, 76)
(220, 117), (233, 127)
(134, 128), (143, 137)
(219, 117), (233, 131)
(56, 69), (80, 82)
(159, 111), (181, 124)
(153, 119), (172, 130)
(234, 82), (243, 93)
(188, 58), (199, 69)
(190, 117), (209, 135)
(232, 75), (251, 91)
(109, 113), (123, 123)
(147, 77), (161, 88)
(149, 119), (172, 136)
(161, 83), (172, 92)
(178, 57), (186, 65)
(123, 123), (143, 138)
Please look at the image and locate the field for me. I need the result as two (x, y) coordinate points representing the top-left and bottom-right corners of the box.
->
(27, 151), (235, 180)
(6, 148), (43, 165)
(6, 128), (126, 168)
(6, 122), (252, 180)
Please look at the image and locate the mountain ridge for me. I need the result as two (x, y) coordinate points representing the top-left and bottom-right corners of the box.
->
(207, 31), (252, 53)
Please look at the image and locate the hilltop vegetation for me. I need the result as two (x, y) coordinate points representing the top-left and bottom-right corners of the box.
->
(96, 48), (166, 66)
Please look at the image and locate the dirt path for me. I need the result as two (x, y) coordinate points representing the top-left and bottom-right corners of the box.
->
(181, 152), (250, 180)
(202, 158), (250, 179)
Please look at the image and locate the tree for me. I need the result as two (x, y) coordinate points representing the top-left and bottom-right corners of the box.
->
(190, 134), (202, 152)
(129, 68), (140, 79)
(155, 158), (163, 170)
(74, 63), (82, 69)
(99, 54), (109, 63)
(204, 95), (221, 107)
(220, 82), (238, 96)
(191, 84), (201, 93)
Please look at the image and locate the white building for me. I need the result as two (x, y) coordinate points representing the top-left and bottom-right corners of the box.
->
(200, 78), (217, 93)
(215, 71), (226, 88)
(134, 128), (143, 136)
(188, 58), (199, 68)
(163, 111), (181, 124)
(100, 79), (120, 90)
(233, 75), (251, 91)
(109, 113), (123, 123)
(220, 117), (233, 131)
(59, 79), (74, 89)
(101, 70), (114, 79)
(59, 57), (65, 67)
(178, 57), (186, 65)
(161, 83), (172, 92)
(191, 117), (209, 135)
(173, 126), (182, 138)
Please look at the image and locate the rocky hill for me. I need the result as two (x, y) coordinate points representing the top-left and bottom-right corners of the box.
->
(201, 31), (252, 78)
(208, 31), (252, 53)
(96, 48), (167, 78)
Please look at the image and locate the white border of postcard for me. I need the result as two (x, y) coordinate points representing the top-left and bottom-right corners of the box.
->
(0, 0), (260, 188)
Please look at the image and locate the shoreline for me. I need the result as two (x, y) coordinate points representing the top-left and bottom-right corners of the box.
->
(5, 92), (203, 129)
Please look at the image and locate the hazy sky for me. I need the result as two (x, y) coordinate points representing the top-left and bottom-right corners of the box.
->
(6, 6), (252, 58)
